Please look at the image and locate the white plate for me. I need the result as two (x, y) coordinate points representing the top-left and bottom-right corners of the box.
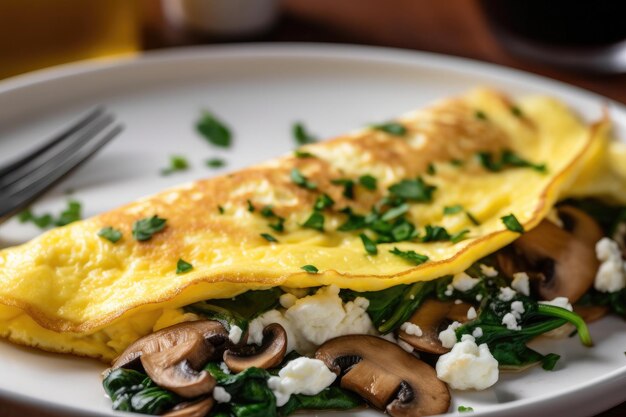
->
(0, 44), (624, 417)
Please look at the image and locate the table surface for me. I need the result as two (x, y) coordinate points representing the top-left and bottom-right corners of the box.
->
(0, 0), (624, 416)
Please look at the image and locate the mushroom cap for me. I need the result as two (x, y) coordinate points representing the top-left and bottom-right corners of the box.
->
(398, 299), (471, 355)
(223, 323), (287, 373)
(163, 397), (215, 417)
(112, 320), (228, 369)
(141, 333), (216, 398)
(315, 335), (450, 417)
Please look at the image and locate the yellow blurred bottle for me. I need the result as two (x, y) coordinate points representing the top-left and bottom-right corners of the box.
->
(0, 0), (140, 80)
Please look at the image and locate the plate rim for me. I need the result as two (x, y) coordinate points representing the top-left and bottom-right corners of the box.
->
(0, 43), (624, 417)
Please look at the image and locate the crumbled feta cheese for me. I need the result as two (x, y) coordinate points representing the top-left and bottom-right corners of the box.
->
(279, 293), (298, 309)
(510, 301), (525, 318)
(502, 312), (520, 330)
(460, 334), (475, 342)
(594, 238), (626, 293)
(498, 287), (517, 302)
(475, 294), (483, 302)
(445, 285), (454, 297)
(213, 386), (232, 403)
(400, 322), (423, 336)
(267, 357), (336, 406)
(438, 321), (461, 348)
(479, 264), (498, 277)
(454, 299), (463, 304)
(228, 325), (243, 344)
(436, 338), (499, 390)
(466, 307), (477, 320)
(397, 339), (415, 353)
(248, 285), (375, 354)
(511, 272), (530, 296)
(472, 327), (483, 338)
(452, 272), (480, 292)
(219, 362), (231, 374)
(539, 297), (573, 311)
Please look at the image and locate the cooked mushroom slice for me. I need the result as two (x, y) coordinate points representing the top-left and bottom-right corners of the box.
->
(315, 335), (450, 417)
(512, 218), (599, 303)
(141, 333), (216, 398)
(398, 299), (471, 355)
(557, 206), (604, 246)
(573, 305), (610, 323)
(112, 320), (228, 370)
(163, 397), (215, 417)
(223, 323), (287, 373)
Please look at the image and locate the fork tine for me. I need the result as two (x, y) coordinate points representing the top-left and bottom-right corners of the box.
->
(0, 124), (123, 220)
(0, 107), (104, 178)
(0, 112), (114, 188)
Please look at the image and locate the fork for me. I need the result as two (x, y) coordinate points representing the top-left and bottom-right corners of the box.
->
(0, 108), (123, 223)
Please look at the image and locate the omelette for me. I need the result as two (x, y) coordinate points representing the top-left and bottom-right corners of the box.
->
(0, 87), (623, 368)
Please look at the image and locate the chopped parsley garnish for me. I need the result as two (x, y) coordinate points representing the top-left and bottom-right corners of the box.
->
(314, 194), (334, 211)
(206, 158), (226, 168)
(260, 233), (278, 243)
(542, 353), (561, 371)
(443, 204), (463, 215)
(302, 212), (324, 231)
(18, 200), (83, 229)
(359, 174), (377, 191)
(421, 225), (451, 242)
(501, 213), (524, 233)
(290, 168), (317, 190)
(132, 215), (167, 241)
(427, 163), (436, 175)
(260, 206), (275, 217)
(360, 233), (378, 255)
(450, 229), (470, 243)
(301, 264), (319, 273)
(268, 217), (285, 232)
(292, 122), (317, 146)
(458, 405), (474, 412)
(475, 110), (488, 120)
(478, 150), (546, 173)
(338, 210), (366, 231)
(389, 177), (436, 202)
(466, 211), (480, 225)
(294, 150), (315, 158)
(331, 178), (355, 199)
(372, 121), (407, 136)
(247, 199), (255, 212)
(380, 203), (409, 222)
(511, 106), (523, 117)
(176, 258), (193, 274)
(389, 247), (429, 265)
(161, 155), (190, 176)
(450, 159), (464, 167)
(196, 111), (232, 148)
(98, 227), (122, 243)
(217, 205), (225, 214)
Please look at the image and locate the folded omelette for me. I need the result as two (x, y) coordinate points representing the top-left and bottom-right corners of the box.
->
(0, 88), (622, 361)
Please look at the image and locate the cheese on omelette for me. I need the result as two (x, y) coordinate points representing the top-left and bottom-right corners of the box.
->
(0, 88), (622, 361)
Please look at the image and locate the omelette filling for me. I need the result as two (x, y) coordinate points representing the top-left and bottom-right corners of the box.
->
(102, 197), (626, 417)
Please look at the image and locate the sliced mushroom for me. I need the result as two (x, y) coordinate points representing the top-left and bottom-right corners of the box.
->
(141, 333), (215, 398)
(496, 206), (602, 303)
(223, 323), (287, 373)
(315, 335), (450, 417)
(163, 397), (215, 417)
(573, 305), (610, 323)
(398, 299), (472, 355)
(112, 320), (228, 370)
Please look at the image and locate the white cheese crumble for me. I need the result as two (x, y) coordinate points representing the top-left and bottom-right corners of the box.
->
(466, 307), (477, 320)
(444, 285), (454, 297)
(498, 287), (517, 302)
(267, 357), (336, 406)
(452, 272), (480, 292)
(213, 386), (232, 403)
(228, 325), (243, 344)
(510, 300), (525, 317)
(511, 272), (530, 296)
(435, 336), (499, 390)
(248, 286), (375, 354)
(502, 312), (520, 330)
(219, 362), (231, 374)
(438, 321), (461, 348)
(397, 339), (415, 353)
(400, 322), (423, 337)
(539, 297), (573, 311)
(454, 299), (463, 305)
(472, 327), (483, 338)
(594, 237), (626, 293)
(475, 294), (483, 302)
(479, 264), (498, 277)
(538, 297), (574, 338)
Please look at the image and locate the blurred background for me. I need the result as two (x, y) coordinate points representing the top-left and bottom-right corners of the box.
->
(0, 0), (624, 102)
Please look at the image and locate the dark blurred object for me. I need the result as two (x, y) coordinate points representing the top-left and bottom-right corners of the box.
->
(479, 0), (626, 73)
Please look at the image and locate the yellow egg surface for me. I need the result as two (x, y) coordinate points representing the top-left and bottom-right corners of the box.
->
(0, 88), (607, 361)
